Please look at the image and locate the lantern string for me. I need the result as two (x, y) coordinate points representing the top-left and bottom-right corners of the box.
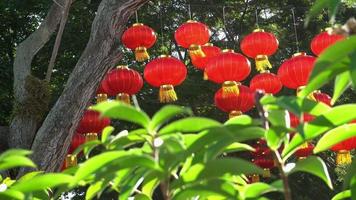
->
(159, 2), (165, 52)
(255, 9), (259, 28)
(222, 6), (228, 48)
(135, 11), (139, 23)
(291, 8), (300, 53)
(188, 4), (192, 19)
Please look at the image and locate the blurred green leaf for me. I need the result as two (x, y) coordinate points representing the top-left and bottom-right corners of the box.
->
(350, 51), (356, 87)
(72, 140), (101, 157)
(305, 0), (340, 26)
(134, 193), (152, 200)
(0, 189), (24, 200)
(332, 71), (352, 105)
(283, 104), (356, 159)
(101, 126), (115, 143)
(290, 156), (333, 189)
(265, 126), (287, 150)
(0, 149), (32, 160)
(141, 171), (161, 197)
(118, 168), (146, 200)
(91, 101), (150, 128)
(149, 105), (192, 131)
(11, 174), (74, 192)
(224, 115), (253, 125)
(0, 155), (36, 170)
(300, 36), (356, 97)
(86, 180), (104, 200)
(242, 182), (281, 198)
(159, 117), (221, 135)
(332, 190), (351, 200)
(314, 123), (356, 153)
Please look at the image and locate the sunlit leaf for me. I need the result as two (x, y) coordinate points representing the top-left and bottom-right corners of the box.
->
(332, 190), (351, 200)
(149, 105), (192, 131)
(332, 71), (352, 105)
(159, 117), (221, 135)
(11, 174), (74, 192)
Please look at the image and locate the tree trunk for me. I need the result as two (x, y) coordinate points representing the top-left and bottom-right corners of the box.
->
(9, 0), (67, 150)
(21, 0), (148, 175)
(0, 126), (9, 152)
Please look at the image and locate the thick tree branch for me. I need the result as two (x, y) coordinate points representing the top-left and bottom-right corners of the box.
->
(23, 0), (148, 175)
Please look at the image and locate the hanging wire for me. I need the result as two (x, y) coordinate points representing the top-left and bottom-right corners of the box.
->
(188, 4), (192, 19)
(255, 9), (259, 28)
(135, 11), (139, 23)
(222, 6), (228, 48)
(159, 2), (165, 53)
(291, 8), (300, 52)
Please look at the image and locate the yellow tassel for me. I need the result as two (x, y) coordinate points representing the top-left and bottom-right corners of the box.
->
(255, 55), (272, 72)
(299, 142), (309, 149)
(189, 44), (206, 58)
(85, 133), (98, 142)
(336, 150), (352, 165)
(229, 110), (242, 119)
(116, 93), (131, 104)
(159, 85), (178, 103)
(222, 81), (240, 97)
(297, 86), (316, 101)
(135, 47), (150, 62)
(96, 93), (107, 104)
(251, 174), (260, 183)
(262, 168), (271, 178)
(203, 70), (208, 80)
(65, 154), (77, 168)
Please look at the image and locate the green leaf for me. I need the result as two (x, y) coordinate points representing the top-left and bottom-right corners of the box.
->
(350, 51), (356, 87)
(0, 156), (36, 170)
(305, 0), (340, 26)
(265, 126), (287, 151)
(141, 171), (161, 197)
(242, 182), (281, 198)
(332, 71), (352, 105)
(290, 156), (333, 189)
(225, 126), (265, 142)
(0, 189), (24, 200)
(86, 180), (104, 200)
(119, 168), (146, 200)
(224, 115), (253, 125)
(11, 174), (74, 192)
(158, 117), (221, 135)
(101, 126), (115, 143)
(283, 104), (356, 159)
(91, 101), (150, 128)
(314, 123), (356, 153)
(73, 140), (101, 157)
(299, 36), (356, 97)
(134, 194), (152, 200)
(332, 190), (351, 200)
(0, 149), (32, 160)
(180, 158), (263, 184)
(149, 105), (192, 131)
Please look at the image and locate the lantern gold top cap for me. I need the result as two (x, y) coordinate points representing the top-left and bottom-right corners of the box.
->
(187, 20), (197, 23)
(117, 65), (129, 69)
(253, 28), (265, 32)
(133, 23), (144, 27)
(292, 52), (306, 57)
(222, 49), (234, 53)
(159, 55), (171, 58)
(204, 43), (214, 47)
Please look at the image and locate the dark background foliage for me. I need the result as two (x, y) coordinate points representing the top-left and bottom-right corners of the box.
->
(1, 0), (355, 199)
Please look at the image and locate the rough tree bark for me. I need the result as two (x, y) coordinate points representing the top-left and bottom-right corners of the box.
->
(20, 0), (148, 174)
(9, 0), (68, 150)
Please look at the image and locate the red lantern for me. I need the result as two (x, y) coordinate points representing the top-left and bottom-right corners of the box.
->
(144, 55), (187, 103)
(313, 91), (332, 106)
(96, 76), (114, 104)
(121, 23), (157, 61)
(63, 134), (86, 170)
(77, 110), (111, 141)
(311, 31), (345, 56)
(240, 29), (279, 72)
(106, 65), (143, 104)
(289, 112), (315, 128)
(331, 120), (356, 165)
(295, 143), (314, 159)
(174, 20), (210, 58)
(190, 43), (221, 79)
(206, 50), (251, 96)
(277, 52), (316, 89)
(214, 85), (254, 118)
(253, 157), (274, 178)
(250, 72), (282, 95)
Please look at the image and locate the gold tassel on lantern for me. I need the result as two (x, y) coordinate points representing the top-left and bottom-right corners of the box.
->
(189, 44), (206, 58)
(229, 110), (242, 119)
(159, 84), (178, 103)
(65, 154), (77, 168)
(116, 93), (131, 104)
(255, 55), (272, 72)
(222, 81), (240, 97)
(250, 174), (260, 183)
(262, 168), (271, 178)
(135, 46), (150, 62)
(203, 70), (208, 80)
(336, 150), (352, 165)
(96, 93), (107, 104)
(85, 133), (98, 142)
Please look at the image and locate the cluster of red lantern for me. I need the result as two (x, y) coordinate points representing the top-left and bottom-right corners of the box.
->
(250, 140), (274, 182)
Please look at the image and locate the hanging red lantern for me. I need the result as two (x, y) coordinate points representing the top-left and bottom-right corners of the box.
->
(214, 85), (254, 118)
(106, 65), (143, 104)
(174, 20), (210, 58)
(190, 43), (221, 80)
(252, 157), (274, 178)
(310, 30), (345, 56)
(144, 55), (187, 103)
(289, 112), (315, 128)
(206, 49), (251, 96)
(96, 76), (114, 104)
(121, 23), (157, 61)
(295, 143), (314, 159)
(63, 134), (86, 169)
(277, 52), (316, 90)
(76, 110), (111, 141)
(313, 91), (332, 106)
(240, 29), (279, 72)
(250, 72), (282, 95)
